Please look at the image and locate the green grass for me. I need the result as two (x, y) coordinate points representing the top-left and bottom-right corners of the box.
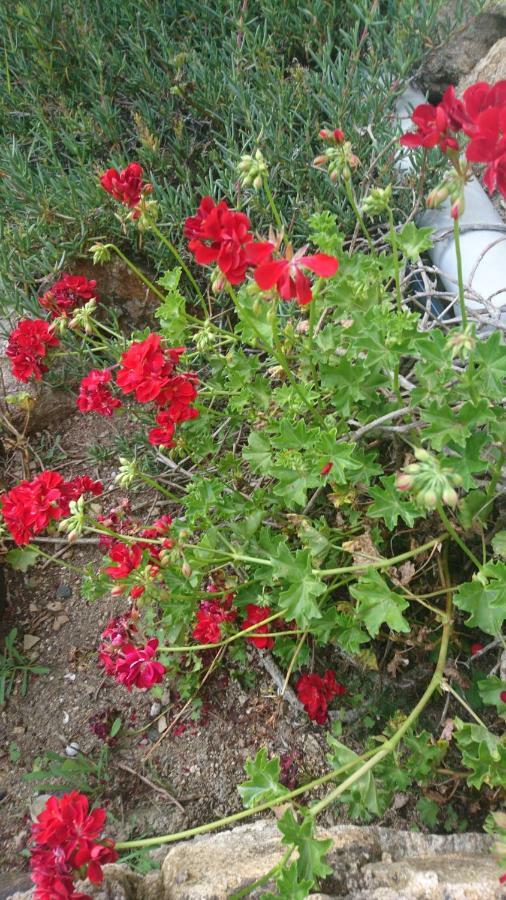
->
(0, 0), (481, 320)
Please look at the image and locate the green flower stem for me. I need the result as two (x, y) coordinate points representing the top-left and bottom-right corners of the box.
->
(262, 174), (283, 230)
(137, 471), (181, 503)
(343, 179), (374, 251)
(115, 748), (378, 851)
(307, 299), (319, 384)
(229, 848), (294, 900)
(309, 597), (453, 817)
(104, 243), (236, 339)
(89, 316), (124, 343)
(440, 678), (487, 728)
(453, 217), (468, 328)
(436, 505), (481, 570)
(387, 207), (402, 313)
(158, 623), (302, 654)
(146, 218), (208, 315)
(225, 282), (327, 430)
(31, 546), (86, 575)
(318, 533), (448, 576)
(104, 244), (167, 303)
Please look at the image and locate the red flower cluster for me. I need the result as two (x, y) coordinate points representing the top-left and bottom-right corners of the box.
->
(6, 319), (60, 382)
(254, 246), (338, 306)
(101, 514), (173, 597)
(99, 627), (166, 691)
(77, 334), (198, 447)
(115, 334), (198, 447)
(30, 791), (117, 899)
(319, 127), (345, 142)
(296, 670), (345, 724)
(401, 80), (506, 197)
(242, 603), (274, 649)
(77, 369), (122, 417)
(39, 274), (98, 319)
(1, 471), (102, 545)
(184, 196), (273, 285)
(192, 586), (236, 644)
(100, 162), (151, 215)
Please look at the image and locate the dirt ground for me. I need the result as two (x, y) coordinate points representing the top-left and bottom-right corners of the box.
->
(0, 410), (339, 876)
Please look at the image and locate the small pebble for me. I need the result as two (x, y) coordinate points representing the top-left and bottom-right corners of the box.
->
(65, 742), (80, 757)
(62, 712), (70, 725)
(23, 634), (40, 652)
(157, 715), (168, 734)
(56, 585), (72, 599)
(150, 702), (162, 718)
(53, 614), (70, 632)
(63, 673), (76, 682)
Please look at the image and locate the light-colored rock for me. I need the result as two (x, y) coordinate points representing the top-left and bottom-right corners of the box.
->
(458, 36), (506, 91)
(7, 822), (501, 899)
(22, 635), (40, 652)
(0, 334), (76, 435)
(423, 4), (506, 93)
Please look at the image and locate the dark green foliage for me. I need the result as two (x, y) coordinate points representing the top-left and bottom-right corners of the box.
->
(0, 0), (476, 317)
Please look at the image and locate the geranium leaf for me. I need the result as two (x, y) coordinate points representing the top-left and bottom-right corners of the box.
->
(263, 861), (313, 900)
(454, 718), (506, 789)
(237, 748), (288, 809)
(5, 546), (40, 572)
(368, 475), (422, 529)
(396, 222), (433, 260)
(477, 677), (506, 715)
(350, 568), (410, 637)
(277, 809), (332, 882)
(453, 563), (506, 636)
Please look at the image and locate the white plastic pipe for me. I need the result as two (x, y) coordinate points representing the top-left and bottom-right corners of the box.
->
(396, 86), (506, 324)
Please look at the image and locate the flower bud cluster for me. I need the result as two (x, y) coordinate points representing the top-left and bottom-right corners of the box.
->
(314, 128), (359, 181)
(362, 184), (393, 217)
(396, 447), (463, 509)
(238, 149), (268, 190)
(116, 457), (138, 487)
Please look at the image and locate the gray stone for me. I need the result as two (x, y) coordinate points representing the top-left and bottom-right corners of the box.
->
(458, 36), (506, 91)
(423, 4), (506, 94)
(7, 822), (502, 899)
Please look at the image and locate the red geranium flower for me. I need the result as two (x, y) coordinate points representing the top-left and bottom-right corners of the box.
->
(184, 196), (273, 285)
(400, 87), (464, 154)
(462, 80), (506, 123)
(1, 471), (101, 546)
(6, 318), (60, 382)
(242, 604), (274, 649)
(77, 369), (122, 417)
(39, 274), (98, 319)
(30, 791), (117, 900)
(103, 542), (143, 579)
(115, 334), (183, 403)
(254, 246), (338, 306)
(296, 669), (345, 724)
(192, 596), (236, 644)
(114, 638), (166, 690)
(100, 162), (150, 212)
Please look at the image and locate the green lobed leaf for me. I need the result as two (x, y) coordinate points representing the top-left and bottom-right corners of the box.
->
(237, 749), (288, 809)
(263, 861), (313, 900)
(454, 718), (506, 789)
(350, 568), (410, 637)
(368, 475), (422, 529)
(277, 809), (333, 882)
(5, 546), (41, 572)
(477, 677), (506, 715)
(453, 563), (506, 636)
(395, 222), (433, 261)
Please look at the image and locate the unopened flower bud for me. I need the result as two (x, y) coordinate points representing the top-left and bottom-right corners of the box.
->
(451, 197), (465, 219)
(90, 243), (112, 265)
(182, 561), (192, 577)
(442, 486), (459, 507)
(414, 447), (431, 462)
(396, 472), (413, 491)
(427, 186), (449, 208)
(420, 489), (438, 509)
(111, 586), (124, 596)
